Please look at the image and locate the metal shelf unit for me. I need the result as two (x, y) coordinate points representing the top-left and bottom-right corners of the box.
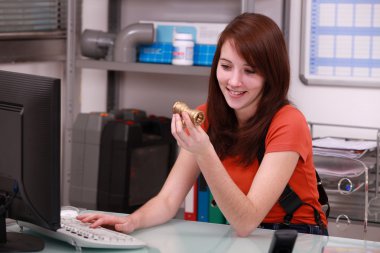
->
(63, 0), (256, 205)
(77, 59), (211, 76)
(309, 122), (380, 236)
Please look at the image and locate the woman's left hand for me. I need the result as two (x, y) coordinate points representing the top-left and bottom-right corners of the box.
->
(171, 112), (212, 156)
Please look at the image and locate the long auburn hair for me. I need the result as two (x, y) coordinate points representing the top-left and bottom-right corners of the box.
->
(207, 13), (290, 166)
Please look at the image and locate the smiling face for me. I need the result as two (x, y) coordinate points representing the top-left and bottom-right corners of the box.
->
(216, 39), (265, 124)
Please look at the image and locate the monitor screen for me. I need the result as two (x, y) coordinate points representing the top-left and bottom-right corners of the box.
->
(0, 70), (61, 251)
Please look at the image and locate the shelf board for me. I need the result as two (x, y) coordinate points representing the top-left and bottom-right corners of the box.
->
(76, 59), (211, 76)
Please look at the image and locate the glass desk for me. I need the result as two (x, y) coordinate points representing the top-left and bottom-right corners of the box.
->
(6, 218), (380, 252)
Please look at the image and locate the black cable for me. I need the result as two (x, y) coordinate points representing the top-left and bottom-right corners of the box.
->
(0, 182), (19, 216)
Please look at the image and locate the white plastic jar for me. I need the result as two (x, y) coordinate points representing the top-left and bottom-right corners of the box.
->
(172, 33), (194, 66)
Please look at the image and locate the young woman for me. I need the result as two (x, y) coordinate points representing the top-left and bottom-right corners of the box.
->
(77, 13), (328, 236)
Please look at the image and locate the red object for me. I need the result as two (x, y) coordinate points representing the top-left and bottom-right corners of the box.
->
(184, 181), (198, 221)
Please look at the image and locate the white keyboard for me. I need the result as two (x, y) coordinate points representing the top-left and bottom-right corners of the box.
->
(19, 210), (146, 250)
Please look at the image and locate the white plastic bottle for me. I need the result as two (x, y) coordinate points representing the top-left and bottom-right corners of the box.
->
(172, 33), (194, 66)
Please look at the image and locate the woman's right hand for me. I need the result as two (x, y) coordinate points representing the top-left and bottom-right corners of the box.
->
(171, 112), (213, 156)
(76, 212), (137, 234)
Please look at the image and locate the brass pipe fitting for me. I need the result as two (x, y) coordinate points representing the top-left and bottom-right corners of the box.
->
(172, 101), (205, 126)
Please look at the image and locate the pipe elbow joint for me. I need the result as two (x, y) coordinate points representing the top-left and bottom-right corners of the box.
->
(113, 23), (154, 63)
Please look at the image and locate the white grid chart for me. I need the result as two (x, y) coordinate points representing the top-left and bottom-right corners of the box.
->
(309, 0), (380, 79)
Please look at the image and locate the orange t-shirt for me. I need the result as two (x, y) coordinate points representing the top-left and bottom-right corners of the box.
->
(197, 104), (327, 226)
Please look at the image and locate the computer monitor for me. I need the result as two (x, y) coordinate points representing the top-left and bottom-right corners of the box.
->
(0, 70), (61, 251)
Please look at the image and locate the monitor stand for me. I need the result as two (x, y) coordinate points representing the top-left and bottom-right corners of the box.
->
(0, 204), (44, 252)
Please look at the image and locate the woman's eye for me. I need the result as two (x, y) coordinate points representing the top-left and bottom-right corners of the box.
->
(221, 64), (231, 70)
(245, 69), (256, 74)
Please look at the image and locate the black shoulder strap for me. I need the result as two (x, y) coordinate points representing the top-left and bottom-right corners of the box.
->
(257, 138), (265, 165)
(278, 185), (304, 225)
(257, 124), (269, 164)
(257, 128), (328, 227)
(316, 171), (330, 218)
(257, 136), (305, 225)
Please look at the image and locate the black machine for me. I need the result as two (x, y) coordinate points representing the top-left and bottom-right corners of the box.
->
(97, 110), (176, 213)
(0, 70), (61, 252)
